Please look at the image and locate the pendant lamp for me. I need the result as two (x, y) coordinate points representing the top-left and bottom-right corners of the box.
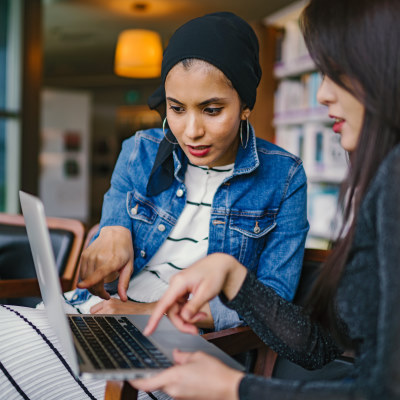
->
(114, 29), (163, 78)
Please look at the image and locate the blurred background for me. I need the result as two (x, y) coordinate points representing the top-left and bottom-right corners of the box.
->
(0, 0), (346, 248)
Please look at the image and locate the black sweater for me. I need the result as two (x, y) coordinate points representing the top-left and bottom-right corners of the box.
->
(224, 144), (400, 399)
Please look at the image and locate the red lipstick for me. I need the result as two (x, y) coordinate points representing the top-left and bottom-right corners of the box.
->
(187, 145), (211, 157)
(332, 120), (344, 133)
(330, 115), (345, 133)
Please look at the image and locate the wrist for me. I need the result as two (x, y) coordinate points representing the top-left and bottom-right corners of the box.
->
(222, 255), (247, 301)
(223, 370), (244, 400)
(100, 225), (131, 236)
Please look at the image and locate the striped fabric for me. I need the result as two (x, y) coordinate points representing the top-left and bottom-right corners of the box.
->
(0, 305), (106, 400)
(127, 162), (233, 303)
(0, 305), (172, 399)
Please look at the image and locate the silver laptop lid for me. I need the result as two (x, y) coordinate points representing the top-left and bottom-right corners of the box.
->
(19, 191), (245, 380)
(19, 190), (80, 375)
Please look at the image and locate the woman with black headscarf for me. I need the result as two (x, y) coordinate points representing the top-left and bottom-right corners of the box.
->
(75, 11), (308, 332)
(0, 12), (308, 399)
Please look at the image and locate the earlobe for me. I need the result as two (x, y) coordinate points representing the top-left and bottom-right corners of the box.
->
(241, 107), (251, 121)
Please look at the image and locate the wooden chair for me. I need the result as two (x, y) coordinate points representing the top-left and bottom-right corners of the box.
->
(104, 248), (333, 400)
(0, 212), (85, 306)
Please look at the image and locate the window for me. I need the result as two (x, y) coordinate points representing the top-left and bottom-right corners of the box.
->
(0, 0), (22, 213)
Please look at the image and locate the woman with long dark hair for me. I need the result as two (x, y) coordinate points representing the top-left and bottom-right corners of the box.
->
(134, 0), (400, 398)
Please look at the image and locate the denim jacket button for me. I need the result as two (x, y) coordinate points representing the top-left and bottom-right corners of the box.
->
(176, 189), (184, 197)
(131, 206), (138, 215)
(158, 224), (166, 232)
(254, 226), (261, 234)
(140, 250), (146, 258)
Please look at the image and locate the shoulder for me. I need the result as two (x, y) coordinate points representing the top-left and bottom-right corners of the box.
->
(254, 137), (305, 181)
(363, 143), (400, 212)
(137, 127), (164, 143)
(377, 143), (400, 177)
(115, 128), (163, 170)
(255, 137), (303, 166)
(122, 128), (163, 148)
(369, 143), (400, 191)
(119, 128), (163, 158)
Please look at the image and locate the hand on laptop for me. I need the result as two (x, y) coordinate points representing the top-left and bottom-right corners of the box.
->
(144, 253), (247, 336)
(90, 298), (157, 314)
(77, 226), (134, 301)
(131, 349), (243, 400)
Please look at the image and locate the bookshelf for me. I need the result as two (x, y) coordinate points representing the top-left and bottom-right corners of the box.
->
(264, 0), (348, 249)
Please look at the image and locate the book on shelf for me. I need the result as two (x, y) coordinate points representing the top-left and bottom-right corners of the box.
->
(302, 123), (348, 182)
(268, 2), (348, 244)
(277, 19), (309, 67)
(275, 124), (346, 241)
(274, 71), (323, 118)
(276, 122), (348, 183)
(275, 125), (304, 159)
(307, 183), (340, 241)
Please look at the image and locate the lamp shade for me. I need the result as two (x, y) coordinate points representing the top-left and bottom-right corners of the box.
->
(114, 29), (163, 78)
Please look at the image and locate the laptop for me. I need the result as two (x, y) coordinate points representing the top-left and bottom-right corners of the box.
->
(19, 190), (244, 380)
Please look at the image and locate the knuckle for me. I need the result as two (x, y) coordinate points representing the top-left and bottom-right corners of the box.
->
(171, 274), (184, 286)
(95, 252), (108, 264)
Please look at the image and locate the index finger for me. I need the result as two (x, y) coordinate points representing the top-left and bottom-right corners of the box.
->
(86, 281), (111, 300)
(77, 272), (112, 301)
(77, 265), (111, 290)
(143, 284), (190, 336)
(117, 262), (133, 302)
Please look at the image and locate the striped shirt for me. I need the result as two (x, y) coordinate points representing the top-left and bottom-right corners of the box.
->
(126, 162), (234, 303)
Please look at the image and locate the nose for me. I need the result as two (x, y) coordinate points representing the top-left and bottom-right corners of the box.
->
(183, 113), (205, 141)
(316, 76), (336, 106)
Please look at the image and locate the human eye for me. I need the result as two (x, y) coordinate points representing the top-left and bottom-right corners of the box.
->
(169, 104), (185, 113)
(204, 106), (223, 115)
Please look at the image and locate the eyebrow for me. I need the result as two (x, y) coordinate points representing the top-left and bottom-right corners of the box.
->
(166, 96), (227, 106)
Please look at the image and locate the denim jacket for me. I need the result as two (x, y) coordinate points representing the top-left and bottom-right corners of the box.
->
(96, 127), (309, 331)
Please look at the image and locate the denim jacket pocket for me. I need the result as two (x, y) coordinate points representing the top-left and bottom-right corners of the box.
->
(229, 211), (276, 238)
(126, 190), (162, 270)
(228, 211), (277, 269)
(126, 190), (158, 224)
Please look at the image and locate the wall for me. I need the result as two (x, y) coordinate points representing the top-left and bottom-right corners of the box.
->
(39, 88), (91, 222)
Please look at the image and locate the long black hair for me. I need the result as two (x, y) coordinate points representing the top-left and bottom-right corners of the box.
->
(300, 0), (400, 331)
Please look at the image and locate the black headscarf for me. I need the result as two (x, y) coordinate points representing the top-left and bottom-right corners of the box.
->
(146, 11), (262, 196)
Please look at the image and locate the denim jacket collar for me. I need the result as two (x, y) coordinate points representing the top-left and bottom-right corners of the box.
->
(231, 124), (259, 177)
(172, 124), (259, 180)
(173, 146), (186, 183)
(147, 124), (259, 196)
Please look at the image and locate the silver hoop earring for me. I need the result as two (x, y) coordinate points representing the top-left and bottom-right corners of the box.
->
(240, 118), (249, 149)
(163, 117), (178, 145)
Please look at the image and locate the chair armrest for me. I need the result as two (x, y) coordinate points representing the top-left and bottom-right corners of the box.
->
(202, 326), (265, 354)
(0, 278), (41, 298)
(104, 381), (138, 400)
(202, 326), (277, 377)
(0, 277), (74, 299)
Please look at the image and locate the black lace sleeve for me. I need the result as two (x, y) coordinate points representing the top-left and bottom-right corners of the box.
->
(221, 272), (342, 369)
(221, 145), (400, 400)
(238, 373), (355, 400)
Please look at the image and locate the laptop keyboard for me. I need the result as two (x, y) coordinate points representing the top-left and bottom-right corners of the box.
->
(68, 315), (173, 370)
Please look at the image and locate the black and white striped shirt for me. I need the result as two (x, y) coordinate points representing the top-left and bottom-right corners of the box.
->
(127, 162), (234, 303)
